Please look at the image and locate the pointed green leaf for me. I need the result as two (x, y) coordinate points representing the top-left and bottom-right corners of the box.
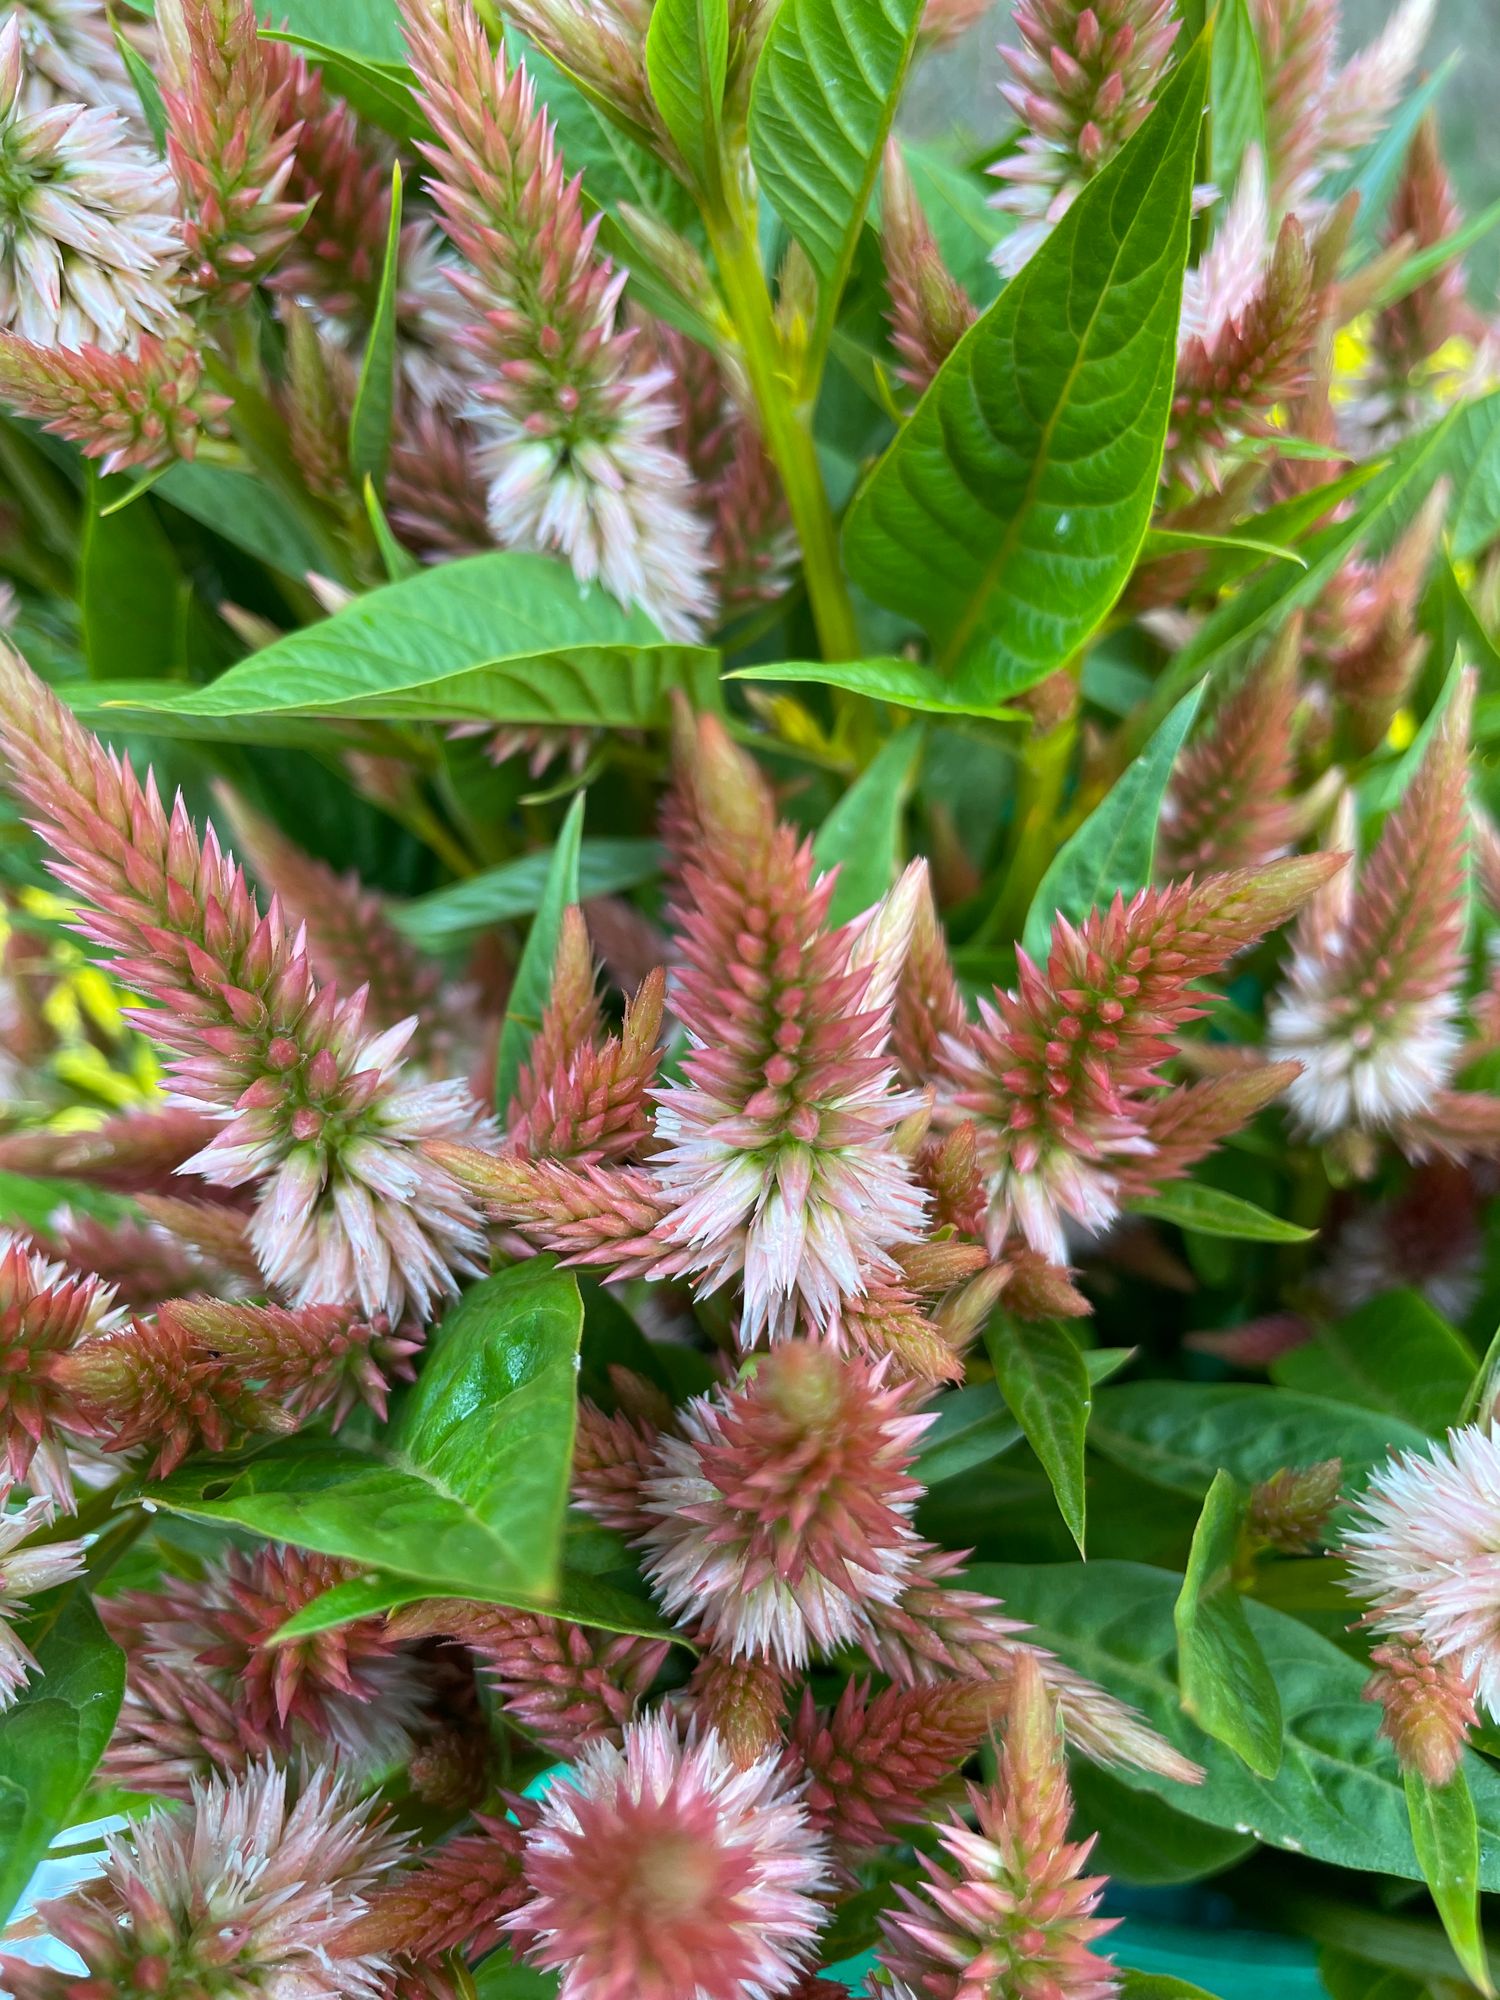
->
(270, 1564), (677, 1646)
(811, 727), (923, 925)
(1021, 683), (1204, 962)
(1138, 525), (1304, 569)
(1404, 1766), (1493, 1996)
(983, 1314), (1092, 1553)
(495, 793), (584, 1114)
(156, 461), (329, 579)
(917, 1347), (1133, 1487)
(1207, 0), (1264, 187)
(843, 38), (1208, 693)
(1272, 1291), (1474, 1435)
(645, 0), (727, 184)
(364, 476), (419, 580)
(80, 468), (182, 680)
(749, 0), (924, 337)
(1175, 1471), (1284, 1777)
(114, 24), (167, 150)
(1131, 1182), (1316, 1244)
(729, 657), (1027, 720)
(395, 838), (661, 949)
(143, 1263), (584, 1603)
(348, 163), (404, 492)
(261, 31), (427, 141)
(0, 1591), (124, 1922)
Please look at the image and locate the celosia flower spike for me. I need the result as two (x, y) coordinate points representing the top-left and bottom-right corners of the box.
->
(1269, 673), (1473, 1142)
(400, 0), (713, 639)
(3, 0), (142, 115)
(0, 1234), (119, 1508)
(877, 1649), (1119, 2000)
(1364, 1635), (1479, 1788)
(508, 1712), (831, 2000)
(0, 644), (492, 1323)
(0, 1493), (86, 1707)
(989, 0), (1180, 275)
(0, 17), (183, 350)
(0, 329), (226, 474)
(882, 141), (976, 394)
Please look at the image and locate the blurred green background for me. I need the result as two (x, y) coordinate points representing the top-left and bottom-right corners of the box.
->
(901, 0), (1500, 294)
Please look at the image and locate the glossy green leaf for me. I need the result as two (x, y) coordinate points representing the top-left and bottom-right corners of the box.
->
(1207, 0), (1265, 188)
(364, 476), (419, 581)
(843, 39), (1208, 691)
(1071, 1761), (1255, 1886)
(145, 1263), (584, 1603)
(917, 1349), (1133, 1487)
(271, 1564), (676, 1646)
(395, 838), (661, 949)
(114, 24), (167, 149)
(983, 1314), (1092, 1553)
(1021, 684), (1204, 962)
(495, 794), (584, 1115)
(983, 1559), (1500, 1886)
(261, 31), (427, 140)
(729, 657), (1027, 720)
(269, 0), (406, 61)
(1175, 1471), (1283, 1777)
(644, 0), (727, 183)
(0, 1591), (124, 1922)
(1089, 1382), (1431, 1499)
(348, 164), (404, 492)
(1271, 1291), (1474, 1436)
(1442, 389), (1500, 563)
(749, 0), (924, 334)
(156, 461), (329, 579)
(1137, 526), (1304, 569)
(80, 470), (181, 680)
(473, 1953), (559, 1999)
(811, 728), (923, 926)
(0, 1170), (135, 1233)
(64, 553), (719, 736)
(1131, 1182), (1316, 1244)
(1404, 1766), (1494, 1996)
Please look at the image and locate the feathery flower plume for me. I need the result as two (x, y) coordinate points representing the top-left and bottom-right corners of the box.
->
(0, 1493), (85, 1706)
(920, 0), (990, 47)
(0, 1760), (406, 2000)
(988, 0), (1180, 276)
(0, 1233), (118, 1507)
(389, 1598), (669, 1756)
(1157, 621), (1302, 877)
(1323, 1160), (1483, 1323)
(1318, 0), (1438, 172)
(1344, 1424), (1500, 1719)
(2, 0), (141, 114)
(389, 395), (494, 560)
(270, 57), (393, 327)
(1364, 1634), (1479, 1788)
(0, 645), (492, 1322)
(157, 0), (308, 309)
(1268, 677), (1472, 1142)
(339, 1815), (526, 1962)
(876, 1651), (1118, 2000)
(1179, 147), (1270, 351)
(1308, 485), (1447, 750)
(0, 18), (182, 349)
(573, 1394), (663, 1535)
(400, 0), (713, 640)
(640, 1341), (929, 1669)
(0, 327), (225, 473)
(882, 142), (976, 394)
(946, 857), (1338, 1263)
(508, 1712), (830, 2000)
(106, 1545), (431, 1786)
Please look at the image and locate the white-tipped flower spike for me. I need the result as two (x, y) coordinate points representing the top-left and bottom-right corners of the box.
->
(1345, 1425), (1500, 1720)
(0, 1493), (85, 1707)
(2, 1760), (406, 2000)
(1180, 146), (1270, 350)
(0, 18), (182, 351)
(509, 1712), (830, 2000)
(1268, 674), (1473, 1142)
(2, 0), (141, 115)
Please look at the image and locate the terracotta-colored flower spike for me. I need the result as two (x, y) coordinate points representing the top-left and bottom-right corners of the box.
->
(41, 1201), (252, 1314)
(1364, 1635), (1479, 1788)
(881, 141), (976, 394)
(1158, 621), (1302, 877)
(1310, 485), (1447, 751)
(0, 1103), (224, 1193)
(269, 56), (394, 325)
(0, 332), (229, 475)
(0, 644), (492, 1322)
(0, 1236), (119, 1509)
(157, 0), (311, 309)
(1247, 1458), (1343, 1554)
(572, 1395), (663, 1535)
(399, 0), (712, 640)
(336, 1814), (527, 1961)
(1270, 674), (1474, 1145)
(877, 1649), (1119, 2000)
(989, 0), (1180, 276)
(946, 856), (1341, 1264)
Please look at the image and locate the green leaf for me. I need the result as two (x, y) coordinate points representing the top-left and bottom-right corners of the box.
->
(644, 0), (727, 184)
(0, 1170), (136, 1234)
(269, 0), (406, 61)
(1131, 1182), (1315, 1244)
(983, 1314), (1092, 1553)
(1138, 526), (1304, 569)
(1174, 1471), (1284, 1777)
(1404, 1766), (1494, 1997)
(0, 1591), (124, 1923)
(1443, 389), (1500, 563)
(1021, 683), (1204, 962)
(364, 476), (420, 581)
(80, 470), (181, 680)
(842, 38), (1208, 692)
(260, 31), (426, 141)
(64, 553), (719, 737)
(811, 728), (922, 926)
(1271, 1292), (1475, 1436)
(1366, 197), (1500, 320)
(1206, 0), (1265, 189)
(348, 163), (404, 493)
(983, 1559), (1500, 1886)
(1120, 1977), (1224, 2000)
(917, 1348), (1134, 1487)
(1071, 1761), (1255, 1886)
(473, 1952), (560, 1999)
(495, 794), (584, 1114)
(271, 1563), (676, 1646)
(114, 24), (167, 150)
(156, 462), (329, 579)
(1089, 1382), (1431, 1499)
(729, 657), (1027, 720)
(900, 144), (1004, 308)
(749, 0), (924, 335)
(395, 838), (661, 949)
(145, 1263), (584, 1603)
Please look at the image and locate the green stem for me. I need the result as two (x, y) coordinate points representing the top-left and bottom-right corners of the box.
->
(977, 713), (1078, 948)
(705, 184), (860, 665)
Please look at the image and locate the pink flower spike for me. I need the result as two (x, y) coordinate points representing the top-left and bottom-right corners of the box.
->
(0, 331), (227, 475)
(0, 1234), (119, 1509)
(509, 1711), (830, 2000)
